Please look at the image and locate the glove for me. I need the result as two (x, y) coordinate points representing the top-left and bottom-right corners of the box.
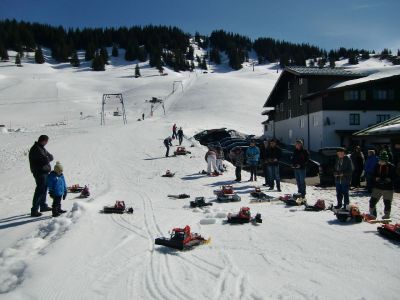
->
(63, 192), (67, 200)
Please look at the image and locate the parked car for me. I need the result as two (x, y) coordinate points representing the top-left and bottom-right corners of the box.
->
(193, 128), (243, 146)
(221, 138), (247, 148)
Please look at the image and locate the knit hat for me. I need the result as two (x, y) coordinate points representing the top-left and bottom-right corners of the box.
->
(295, 139), (303, 146)
(54, 161), (63, 174)
(379, 151), (389, 162)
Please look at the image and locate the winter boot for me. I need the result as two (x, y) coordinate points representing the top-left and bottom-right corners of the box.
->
(40, 206), (52, 212)
(277, 181), (281, 192)
(31, 211), (42, 217)
(382, 210), (391, 219)
(369, 207), (377, 218)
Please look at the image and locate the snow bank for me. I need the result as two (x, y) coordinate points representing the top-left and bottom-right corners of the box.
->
(0, 202), (85, 293)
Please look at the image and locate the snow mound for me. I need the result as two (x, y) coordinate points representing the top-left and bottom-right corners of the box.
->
(199, 218), (216, 225)
(0, 202), (85, 293)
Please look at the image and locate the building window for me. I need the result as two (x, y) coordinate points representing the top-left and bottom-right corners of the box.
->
(360, 90), (366, 101)
(280, 103), (284, 112)
(373, 89), (394, 100)
(344, 90), (359, 101)
(288, 89), (291, 99)
(300, 118), (305, 128)
(299, 78), (303, 85)
(377, 114), (391, 123)
(288, 109), (292, 119)
(349, 113), (360, 125)
(313, 115), (319, 127)
(299, 94), (303, 106)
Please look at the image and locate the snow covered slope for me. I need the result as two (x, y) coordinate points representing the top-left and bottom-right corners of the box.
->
(0, 55), (399, 300)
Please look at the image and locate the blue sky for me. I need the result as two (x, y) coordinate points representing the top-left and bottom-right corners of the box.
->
(1, 0), (399, 51)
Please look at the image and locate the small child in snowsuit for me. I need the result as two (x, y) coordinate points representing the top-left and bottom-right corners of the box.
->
(47, 161), (67, 217)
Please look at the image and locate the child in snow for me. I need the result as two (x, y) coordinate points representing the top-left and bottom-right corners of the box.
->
(47, 161), (67, 217)
(205, 147), (219, 175)
(246, 140), (260, 181)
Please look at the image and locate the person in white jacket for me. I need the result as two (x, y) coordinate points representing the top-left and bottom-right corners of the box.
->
(205, 148), (219, 175)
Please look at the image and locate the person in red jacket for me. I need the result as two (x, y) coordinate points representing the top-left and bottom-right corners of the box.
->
(172, 124), (177, 139)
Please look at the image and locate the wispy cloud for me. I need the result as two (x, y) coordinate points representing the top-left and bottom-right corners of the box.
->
(351, 0), (385, 10)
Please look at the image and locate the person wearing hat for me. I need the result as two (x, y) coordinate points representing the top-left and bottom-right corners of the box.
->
(229, 147), (244, 182)
(333, 148), (353, 209)
(291, 140), (309, 198)
(47, 161), (68, 217)
(28, 135), (54, 217)
(369, 151), (396, 219)
(246, 140), (260, 181)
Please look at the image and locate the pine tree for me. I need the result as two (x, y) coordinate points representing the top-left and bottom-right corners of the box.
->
(397, 49), (400, 57)
(135, 64), (141, 78)
(348, 52), (358, 65)
(35, 46), (45, 64)
(70, 50), (80, 67)
(329, 57), (336, 68)
(309, 59), (315, 67)
(125, 41), (138, 61)
(200, 57), (208, 70)
(138, 46), (147, 62)
(85, 42), (96, 61)
(15, 53), (21, 66)
(100, 47), (109, 64)
(0, 43), (9, 61)
(186, 45), (194, 60)
(91, 52), (105, 71)
(210, 48), (221, 64)
(317, 58), (326, 68)
(112, 45), (119, 57)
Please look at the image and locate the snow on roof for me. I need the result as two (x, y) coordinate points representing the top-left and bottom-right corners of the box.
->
(329, 66), (400, 89)
(286, 66), (364, 77)
(354, 115), (400, 136)
(369, 123), (400, 133)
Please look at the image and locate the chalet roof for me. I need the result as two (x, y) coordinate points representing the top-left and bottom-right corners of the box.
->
(263, 66), (365, 107)
(304, 67), (400, 100)
(286, 66), (364, 77)
(353, 115), (400, 136)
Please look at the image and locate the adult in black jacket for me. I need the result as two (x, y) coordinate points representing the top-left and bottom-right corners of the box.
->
(291, 140), (309, 198)
(350, 146), (365, 188)
(164, 137), (173, 157)
(369, 151), (396, 219)
(266, 139), (282, 191)
(259, 139), (270, 187)
(29, 135), (53, 217)
(333, 148), (353, 209)
(177, 127), (184, 146)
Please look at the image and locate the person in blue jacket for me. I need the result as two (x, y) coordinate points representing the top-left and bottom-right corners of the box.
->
(246, 140), (260, 181)
(47, 161), (67, 217)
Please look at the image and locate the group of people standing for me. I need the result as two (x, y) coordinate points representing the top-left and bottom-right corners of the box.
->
(163, 124), (184, 157)
(229, 138), (309, 198)
(333, 146), (396, 219)
(29, 135), (67, 217)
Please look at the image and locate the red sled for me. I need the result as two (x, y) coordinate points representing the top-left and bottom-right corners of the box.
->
(377, 224), (400, 241)
(174, 146), (191, 156)
(102, 201), (133, 214)
(227, 207), (262, 224)
(68, 184), (85, 193)
(155, 225), (210, 250)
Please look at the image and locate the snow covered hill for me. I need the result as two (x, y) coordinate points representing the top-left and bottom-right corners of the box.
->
(0, 55), (399, 300)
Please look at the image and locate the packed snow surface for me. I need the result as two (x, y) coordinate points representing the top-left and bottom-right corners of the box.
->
(0, 54), (399, 300)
